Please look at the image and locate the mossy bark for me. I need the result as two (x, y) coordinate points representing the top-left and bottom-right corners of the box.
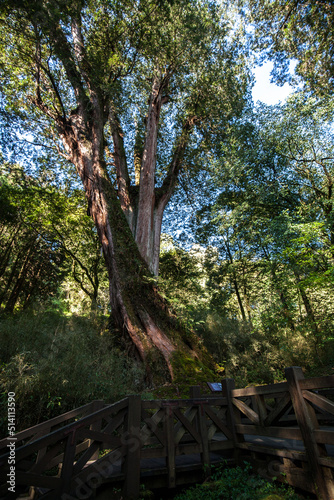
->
(58, 110), (214, 384)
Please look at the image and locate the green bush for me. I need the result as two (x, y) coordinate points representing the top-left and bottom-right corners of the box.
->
(0, 309), (145, 435)
(174, 463), (303, 500)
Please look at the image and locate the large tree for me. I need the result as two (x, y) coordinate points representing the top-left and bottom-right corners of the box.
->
(0, 0), (249, 379)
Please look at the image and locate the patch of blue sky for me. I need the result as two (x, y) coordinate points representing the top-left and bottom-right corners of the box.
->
(252, 61), (297, 105)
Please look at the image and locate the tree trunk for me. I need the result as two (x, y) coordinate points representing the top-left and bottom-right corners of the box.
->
(271, 265), (296, 333)
(58, 110), (210, 383)
(233, 277), (247, 322)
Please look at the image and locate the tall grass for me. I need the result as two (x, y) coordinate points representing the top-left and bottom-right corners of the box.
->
(0, 309), (145, 436)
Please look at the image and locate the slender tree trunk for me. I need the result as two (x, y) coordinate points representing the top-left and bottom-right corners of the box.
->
(271, 266), (295, 333)
(5, 242), (35, 313)
(232, 277), (246, 321)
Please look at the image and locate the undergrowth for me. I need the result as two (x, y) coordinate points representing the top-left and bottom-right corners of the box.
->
(0, 309), (145, 436)
(174, 462), (305, 500)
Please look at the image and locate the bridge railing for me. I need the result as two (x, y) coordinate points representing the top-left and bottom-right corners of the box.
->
(221, 367), (334, 500)
(0, 400), (104, 453)
(0, 397), (129, 499)
(1, 367), (334, 500)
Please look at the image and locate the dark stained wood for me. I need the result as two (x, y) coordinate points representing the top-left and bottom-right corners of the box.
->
(236, 423), (303, 440)
(123, 395), (141, 500)
(286, 366), (334, 500)
(0, 401), (97, 451)
(165, 405), (176, 488)
(237, 441), (307, 461)
(232, 398), (260, 424)
(222, 378), (245, 466)
(299, 375), (334, 391)
(264, 392), (291, 427)
(232, 382), (288, 398)
(2, 369), (334, 500)
(303, 390), (334, 416)
(89, 400), (104, 461)
(204, 405), (233, 440)
(57, 434), (78, 498)
(253, 394), (267, 426)
(314, 429), (334, 445)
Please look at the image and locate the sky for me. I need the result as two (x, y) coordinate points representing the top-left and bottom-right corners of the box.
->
(252, 61), (295, 105)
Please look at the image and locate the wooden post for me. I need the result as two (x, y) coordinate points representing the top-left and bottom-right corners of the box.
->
(253, 395), (267, 426)
(285, 367), (334, 500)
(89, 400), (104, 461)
(189, 386), (201, 398)
(189, 386), (210, 476)
(123, 395), (142, 500)
(221, 378), (244, 463)
(165, 404), (176, 488)
(198, 403), (210, 477)
(60, 432), (77, 495)
(189, 386), (201, 433)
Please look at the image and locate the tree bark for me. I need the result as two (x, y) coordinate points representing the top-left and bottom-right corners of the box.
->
(55, 104), (204, 382)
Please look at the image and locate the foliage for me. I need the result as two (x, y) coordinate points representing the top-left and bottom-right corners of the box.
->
(0, 163), (109, 314)
(247, 0), (334, 95)
(174, 463), (302, 500)
(0, 308), (145, 435)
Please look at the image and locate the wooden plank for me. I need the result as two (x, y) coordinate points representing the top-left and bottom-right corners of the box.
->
(232, 398), (260, 424)
(237, 441), (308, 461)
(173, 409), (202, 444)
(235, 423), (302, 440)
(141, 447), (166, 459)
(77, 428), (122, 447)
(318, 456), (334, 468)
(29, 442), (64, 474)
(232, 381), (288, 398)
(253, 394), (267, 426)
(303, 390), (334, 416)
(204, 405), (233, 440)
(314, 429), (334, 445)
(285, 366), (334, 500)
(100, 408), (127, 435)
(299, 375), (334, 391)
(47, 440), (90, 470)
(71, 447), (126, 485)
(0, 401), (97, 450)
(141, 408), (169, 447)
(1, 398), (129, 464)
(123, 395), (141, 500)
(174, 407), (197, 445)
(264, 393), (291, 427)
(210, 440), (234, 452)
(15, 471), (61, 489)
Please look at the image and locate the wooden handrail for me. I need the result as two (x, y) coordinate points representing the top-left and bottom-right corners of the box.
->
(1, 368), (334, 500)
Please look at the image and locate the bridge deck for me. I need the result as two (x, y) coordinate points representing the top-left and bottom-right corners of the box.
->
(1, 367), (334, 500)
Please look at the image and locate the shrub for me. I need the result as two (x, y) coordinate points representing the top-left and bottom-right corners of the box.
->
(0, 309), (145, 435)
(174, 463), (303, 500)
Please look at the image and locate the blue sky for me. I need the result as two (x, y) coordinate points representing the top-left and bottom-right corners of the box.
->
(252, 62), (295, 105)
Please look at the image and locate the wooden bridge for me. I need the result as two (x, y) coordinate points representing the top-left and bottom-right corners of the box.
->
(1, 366), (334, 500)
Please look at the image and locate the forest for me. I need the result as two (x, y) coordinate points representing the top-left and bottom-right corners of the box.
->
(0, 0), (333, 440)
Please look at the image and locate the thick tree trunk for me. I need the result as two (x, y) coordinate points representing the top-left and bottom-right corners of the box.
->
(58, 111), (209, 383)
